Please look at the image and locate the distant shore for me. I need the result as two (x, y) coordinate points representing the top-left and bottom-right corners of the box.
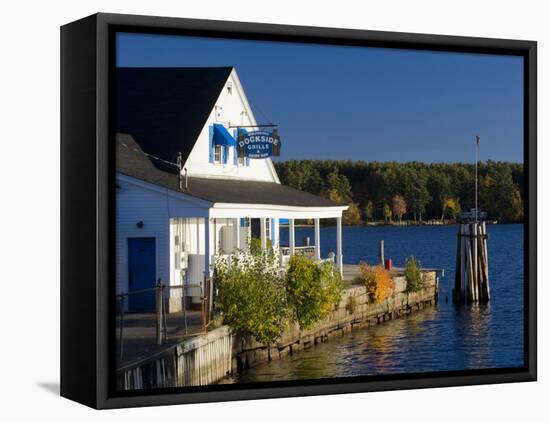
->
(281, 219), (514, 229)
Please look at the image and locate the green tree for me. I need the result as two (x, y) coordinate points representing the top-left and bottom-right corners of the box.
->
(427, 172), (452, 220)
(383, 204), (392, 223)
(364, 201), (374, 222)
(326, 168), (352, 203)
(275, 160), (523, 223)
(343, 203), (362, 225)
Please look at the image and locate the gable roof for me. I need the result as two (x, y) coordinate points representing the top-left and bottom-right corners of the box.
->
(116, 134), (341, 208)
(116, 67), (233, 166)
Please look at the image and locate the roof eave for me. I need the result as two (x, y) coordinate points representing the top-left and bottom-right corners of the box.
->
(209, 202), (347, 219)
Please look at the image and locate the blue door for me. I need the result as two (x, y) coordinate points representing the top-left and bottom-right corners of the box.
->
(127, 238), (156, 312)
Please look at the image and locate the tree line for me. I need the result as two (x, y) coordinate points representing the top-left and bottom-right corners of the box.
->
(274, 160), (524, 225)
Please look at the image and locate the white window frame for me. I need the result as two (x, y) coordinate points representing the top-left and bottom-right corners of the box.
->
(213, 145), (223, 164)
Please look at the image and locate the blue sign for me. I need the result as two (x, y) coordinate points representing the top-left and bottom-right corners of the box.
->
(237, 129), (281, 159)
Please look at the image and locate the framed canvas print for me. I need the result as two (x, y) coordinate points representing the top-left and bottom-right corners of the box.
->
(60, 13), (537, 409)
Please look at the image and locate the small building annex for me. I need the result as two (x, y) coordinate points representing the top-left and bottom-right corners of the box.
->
(116, 67), (347, 313)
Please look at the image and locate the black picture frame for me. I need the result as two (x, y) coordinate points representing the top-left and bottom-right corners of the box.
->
(60, 12), (537, 409)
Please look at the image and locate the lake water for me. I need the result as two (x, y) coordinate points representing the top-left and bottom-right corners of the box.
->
(234, 224), (524, 383)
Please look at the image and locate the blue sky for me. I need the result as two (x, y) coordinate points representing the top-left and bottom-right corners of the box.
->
(117, 33), (524, 164)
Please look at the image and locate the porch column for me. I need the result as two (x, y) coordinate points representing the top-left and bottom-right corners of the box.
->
(289, 218), (295, 255)
(272, 218), (279, 248)
(233, 217), (240, 251)
(314, 218), (321, 261)
(260, 217), (267, 250)
(204, 217), (211, 279)
(336, 216), (343, 276)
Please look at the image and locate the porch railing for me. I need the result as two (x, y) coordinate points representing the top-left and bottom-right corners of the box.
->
(279, 245), (316, 258)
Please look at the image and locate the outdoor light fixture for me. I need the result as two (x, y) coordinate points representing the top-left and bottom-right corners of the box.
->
(136, 221), (144, 228)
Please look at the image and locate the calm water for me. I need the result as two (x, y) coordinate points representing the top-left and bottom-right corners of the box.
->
(235, 224), (524, 383)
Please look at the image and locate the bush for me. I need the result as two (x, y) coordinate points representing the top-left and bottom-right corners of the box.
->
(358, 262), (394, 304)
(404, 256), (425, 293)
(249, 237), (273, 256)
(285, 255), (343, 329)
(215, 250), (288, 344)
(319, 260), (344, 316)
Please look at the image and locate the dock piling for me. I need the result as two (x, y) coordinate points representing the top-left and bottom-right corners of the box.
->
(453, 222), (490, 303)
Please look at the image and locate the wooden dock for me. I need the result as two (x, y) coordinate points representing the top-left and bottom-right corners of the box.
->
(116, 310), (204, 368)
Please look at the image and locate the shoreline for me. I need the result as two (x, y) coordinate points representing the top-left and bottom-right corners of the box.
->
(117, 271), (439, 390)
(280, 220), (516, 229)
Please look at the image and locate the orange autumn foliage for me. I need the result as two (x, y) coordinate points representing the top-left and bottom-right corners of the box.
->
(358, 262), (394, 304)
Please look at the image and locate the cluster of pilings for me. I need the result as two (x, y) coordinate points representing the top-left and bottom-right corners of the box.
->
(453, 222), (490, 303)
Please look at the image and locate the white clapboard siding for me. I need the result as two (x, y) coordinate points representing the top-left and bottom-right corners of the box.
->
(183, 70), (279, 183)
(116, 176), (171, 296)
(116, 175), (209, 297)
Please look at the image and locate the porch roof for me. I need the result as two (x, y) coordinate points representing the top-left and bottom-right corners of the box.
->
(117, 134), (343, 210)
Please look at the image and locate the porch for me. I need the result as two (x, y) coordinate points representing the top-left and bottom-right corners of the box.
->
(168, 206), (347, 312)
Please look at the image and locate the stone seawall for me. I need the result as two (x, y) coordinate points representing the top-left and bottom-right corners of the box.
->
(232, 271), (438, 373)
(116, 272), (438, 390)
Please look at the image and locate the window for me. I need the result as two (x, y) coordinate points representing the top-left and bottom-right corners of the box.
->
(227, 81), (232, 95)
(214, 145), (223, 164)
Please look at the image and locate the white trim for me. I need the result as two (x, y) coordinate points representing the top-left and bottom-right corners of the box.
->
(209, 208), (345, 219)
(260, 217), (267, 250)
(336, 216), (343, 276)
(116, 173), (213, 208)
(314, 218), (321, 261)
(289, 218), (295, 255)
(204, 217), (211, 278)
(230, 69), (281, 184)
(210, 203), (347, 219)
(212, 202), (348, 212)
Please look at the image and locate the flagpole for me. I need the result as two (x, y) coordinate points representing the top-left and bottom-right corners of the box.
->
(475, 135), (479, 222)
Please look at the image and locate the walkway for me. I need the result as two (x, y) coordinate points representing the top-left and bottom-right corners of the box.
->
(116, 309), (204, 369)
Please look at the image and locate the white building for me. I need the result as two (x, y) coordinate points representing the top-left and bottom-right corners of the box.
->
(116, 67), (347, 312)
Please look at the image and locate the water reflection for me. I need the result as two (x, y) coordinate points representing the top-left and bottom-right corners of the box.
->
(234, 225), (523, 384)
(236, 304), (498, 383)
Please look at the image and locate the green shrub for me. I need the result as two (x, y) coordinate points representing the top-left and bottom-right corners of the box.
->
(319, 260), (344, 315)
(285, 256), (343, 329)
(405, 256), (425, 293)
(215, 250), (288, 344)
(249, 236), (273, 256)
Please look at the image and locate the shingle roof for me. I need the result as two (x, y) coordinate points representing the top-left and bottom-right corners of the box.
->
(116, 67), (233, 166)
(116, 134), (341, 208)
